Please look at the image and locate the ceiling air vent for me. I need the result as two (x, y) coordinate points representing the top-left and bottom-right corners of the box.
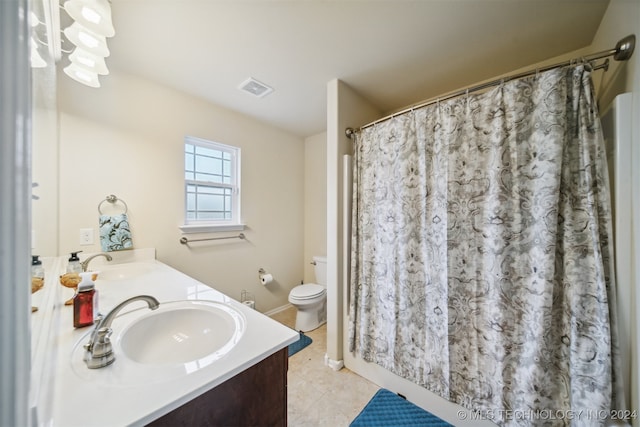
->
(238, 77), (274, 98)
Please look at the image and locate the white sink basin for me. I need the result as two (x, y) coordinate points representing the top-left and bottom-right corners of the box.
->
(96, 262), (155, 281)
(71, 300), (246, 385)
(119, 300), (242, 365)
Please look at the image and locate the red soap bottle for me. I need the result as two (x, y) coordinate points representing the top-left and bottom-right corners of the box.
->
(73, 272), (98, 328)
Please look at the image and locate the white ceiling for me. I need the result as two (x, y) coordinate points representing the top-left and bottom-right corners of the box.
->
(100, 0), (609, 137)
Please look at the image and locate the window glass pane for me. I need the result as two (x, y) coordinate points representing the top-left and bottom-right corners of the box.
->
(185, 144), (194, 154)
(185, 171), (194, 180)
(196, 155), (221, 176)
(185, 153), (194, 171)
(187, 193), (196, 211)
(223, 152), (231, 160)
(197, 193), (224, 211)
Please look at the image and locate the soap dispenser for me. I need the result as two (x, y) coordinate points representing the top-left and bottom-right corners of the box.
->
(73, 272), (98, 328)
(31, 255), (44, 281)
(67, 251), (83, 273)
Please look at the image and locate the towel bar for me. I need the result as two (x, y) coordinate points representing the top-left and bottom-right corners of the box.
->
(179, 233), (245, 245)
(98, 194), (128, 215)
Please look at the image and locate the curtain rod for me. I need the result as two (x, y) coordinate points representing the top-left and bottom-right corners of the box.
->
(345, 34), (635, 138)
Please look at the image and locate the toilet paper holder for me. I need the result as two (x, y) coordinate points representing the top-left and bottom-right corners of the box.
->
(241, 290), (255, 309)
(258, 268), (273, 285)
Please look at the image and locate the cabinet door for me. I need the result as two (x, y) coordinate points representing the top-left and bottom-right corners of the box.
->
(148, 348), (288, 427)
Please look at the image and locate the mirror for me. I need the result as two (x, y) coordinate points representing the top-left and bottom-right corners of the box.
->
(31, 0), (59, 257)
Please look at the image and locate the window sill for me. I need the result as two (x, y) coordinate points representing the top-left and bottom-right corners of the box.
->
(179, 223), (246, 234)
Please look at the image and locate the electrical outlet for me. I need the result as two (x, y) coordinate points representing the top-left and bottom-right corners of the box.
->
(79, 228), (94, 245)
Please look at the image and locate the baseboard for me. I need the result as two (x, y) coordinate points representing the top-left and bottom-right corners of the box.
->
(324, 353), (344, 371)
(264, 303), (293, 317)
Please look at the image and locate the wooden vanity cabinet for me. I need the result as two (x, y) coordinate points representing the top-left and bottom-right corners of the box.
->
(147, 348), (288, 427)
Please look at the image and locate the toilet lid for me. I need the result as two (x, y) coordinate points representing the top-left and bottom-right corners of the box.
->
(290, 283), (325, 300)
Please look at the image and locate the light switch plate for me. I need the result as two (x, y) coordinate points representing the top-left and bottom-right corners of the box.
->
(79, 228), (94, 245)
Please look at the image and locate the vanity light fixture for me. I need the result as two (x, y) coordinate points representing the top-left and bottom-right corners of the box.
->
(58, 0), (115, 87)
(63, 0), (115, 37)
(28, 0), (114, 84)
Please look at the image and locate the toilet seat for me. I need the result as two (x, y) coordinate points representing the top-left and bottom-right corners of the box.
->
(290, 283), (325, 300)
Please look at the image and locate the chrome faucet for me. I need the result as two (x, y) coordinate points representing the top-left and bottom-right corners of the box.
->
(83, 295), (160, 369)
(81, 253), (113, 272)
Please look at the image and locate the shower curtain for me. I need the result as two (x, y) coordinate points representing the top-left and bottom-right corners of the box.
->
(348, 65), (621, 426)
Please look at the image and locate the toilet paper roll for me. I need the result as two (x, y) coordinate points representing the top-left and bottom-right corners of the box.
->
(242, 300), (255, 309)
(260, 274), (273, 285)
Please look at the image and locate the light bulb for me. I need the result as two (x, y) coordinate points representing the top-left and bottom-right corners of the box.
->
(63, 22), (110, 57)
(63, 0), (115, 38)
(81, 6), (102, 24)
(64, 63), (101, 88)
(69, 48), (109, 75)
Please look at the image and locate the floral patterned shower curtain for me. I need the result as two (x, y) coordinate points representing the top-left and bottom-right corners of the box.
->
(348, 65), (621, 426)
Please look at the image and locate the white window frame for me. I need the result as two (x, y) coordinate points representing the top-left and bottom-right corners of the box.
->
(180, 136), (243, 233)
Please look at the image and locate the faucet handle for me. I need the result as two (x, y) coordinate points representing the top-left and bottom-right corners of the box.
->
(92, 327), (113, 353)
(83, 327), (111, 351)
(84, 327), (115, 368)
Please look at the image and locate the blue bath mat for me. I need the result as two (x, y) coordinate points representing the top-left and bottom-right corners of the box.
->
(288, 332), (312, 357)
(350, 389), (453, 426)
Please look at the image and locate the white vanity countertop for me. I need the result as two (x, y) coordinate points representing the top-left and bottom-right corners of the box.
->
(44, 251), (299, 427)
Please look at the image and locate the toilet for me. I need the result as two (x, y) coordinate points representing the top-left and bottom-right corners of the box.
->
(288, 256), (327, 332)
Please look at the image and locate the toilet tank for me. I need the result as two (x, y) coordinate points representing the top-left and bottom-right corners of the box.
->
(312, 256), (327, 286)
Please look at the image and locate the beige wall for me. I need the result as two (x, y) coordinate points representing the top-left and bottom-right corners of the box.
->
(57, 70), (305, 313)
(304, 132), (327, 282)
(327, 79), (381, 364)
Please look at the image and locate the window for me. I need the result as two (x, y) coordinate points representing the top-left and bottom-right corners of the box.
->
(182, 136), (242, 232)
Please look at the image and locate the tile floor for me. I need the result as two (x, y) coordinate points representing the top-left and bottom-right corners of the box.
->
(270, 307), (380, 426)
